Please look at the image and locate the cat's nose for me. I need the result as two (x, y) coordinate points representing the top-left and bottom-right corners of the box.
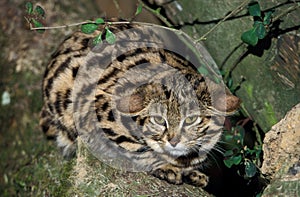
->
(169, 136), (180, 147)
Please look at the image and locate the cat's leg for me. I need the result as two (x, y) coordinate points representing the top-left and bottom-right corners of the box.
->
(151, 164), (183, 185)
(182, 169), (209, 187)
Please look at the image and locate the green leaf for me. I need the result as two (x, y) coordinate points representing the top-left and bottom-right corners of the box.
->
(245, 161), (257, 178)
(197, 66), (209, 76)
(93, 32), (103, 45)
(25, 2), (33, 14)
(224, 159), (234, 168)
(105, 28), (116, 44)
(263, 11), (273, 25)
(254, 145), (262, 158)
(241, 28), (258, 46)
(223, 150), (234, 157)
(223, 133), (234, 141)
(248, 2), (261, 17)
(135, 3), (143, 16)
(95, 18), (105, 25)
(220, 70), (226, 76)
(232, 155), (242, 165)
(34, 5), (45, 17)
(32, 19), (45, 33)
(224, 155), (242, 168)
(81, 23), (98, 34)
(32, 19), (43, 27)
(256, 193), (262, 197)
(155, 7), (161, 15)
(254, 22), (266, 39)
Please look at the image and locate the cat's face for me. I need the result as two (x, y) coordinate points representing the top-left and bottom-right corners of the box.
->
(115, 68), (239, 159)
(141, 90), (221, 158)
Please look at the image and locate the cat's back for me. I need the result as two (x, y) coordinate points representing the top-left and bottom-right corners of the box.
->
(40, 30), (97, 138)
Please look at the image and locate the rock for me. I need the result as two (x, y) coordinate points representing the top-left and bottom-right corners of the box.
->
(261, 103), (300, 196)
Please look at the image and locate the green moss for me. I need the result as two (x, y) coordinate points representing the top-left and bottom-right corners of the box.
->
(60, 139), (210, 196)
(244, 83), (254, 99)
(263, 161), (300, 196)
(263, 101), (278, 127)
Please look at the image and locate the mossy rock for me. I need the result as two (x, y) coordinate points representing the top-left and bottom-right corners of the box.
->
(64, 138), (211, 196)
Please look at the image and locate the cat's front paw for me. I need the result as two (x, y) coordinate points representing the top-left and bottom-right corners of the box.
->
(183, 170), (208, 187)
(151, 165), (183, 185)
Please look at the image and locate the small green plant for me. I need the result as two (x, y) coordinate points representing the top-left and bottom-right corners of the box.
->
(223, 125), (262, 179)
(241, 1), (274, 46)
(80, 18), (118, 45)
(135, 3), (143, 16)
(24, 0), (178, 47)
(24, 2), (148, 45)
(25, 2), (46, 33)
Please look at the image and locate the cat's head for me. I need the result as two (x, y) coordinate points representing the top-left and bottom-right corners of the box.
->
(115, 70), (240, 159)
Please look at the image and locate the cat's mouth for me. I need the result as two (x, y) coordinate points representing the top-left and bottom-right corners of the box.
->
(164, 142), (188, 157)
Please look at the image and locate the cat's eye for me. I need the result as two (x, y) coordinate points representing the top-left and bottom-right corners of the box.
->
(184, 116), (201, 126)
(151, 116), (166, 126)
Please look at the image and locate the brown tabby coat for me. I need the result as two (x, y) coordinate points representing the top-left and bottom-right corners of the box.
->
(40, 22), (240, 187)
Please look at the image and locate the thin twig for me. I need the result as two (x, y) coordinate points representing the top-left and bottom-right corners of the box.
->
(28, 20), (92, 30)
(272, 2), (300, 22)
(224, 46), (248, 81)
(28, 20), (131, 31)
(196, 0), (252, 42)
(137, 0), (173, 27)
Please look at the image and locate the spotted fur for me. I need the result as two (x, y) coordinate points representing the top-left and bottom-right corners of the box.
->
(40, 22), (240, 187)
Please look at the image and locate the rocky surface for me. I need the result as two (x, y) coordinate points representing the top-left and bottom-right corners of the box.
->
(261, 103), (300, 196)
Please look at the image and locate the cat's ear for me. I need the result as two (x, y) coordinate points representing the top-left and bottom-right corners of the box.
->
(116, 93), (145, 115)
(214, 89), (240, 114)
